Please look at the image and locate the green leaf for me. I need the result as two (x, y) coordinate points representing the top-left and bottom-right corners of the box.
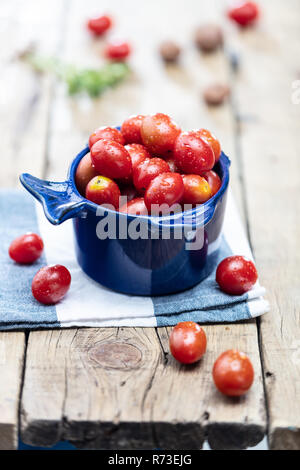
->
(22, 52), (130, 97)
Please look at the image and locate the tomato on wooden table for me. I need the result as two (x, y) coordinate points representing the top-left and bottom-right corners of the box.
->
(227, 2), (259, 27)
(32, 265), (71, 305)
(105, 40), (131, 61)
(90, 139), (132, 180)
(182, 174), (212, 205)
(169, 321), (207, 364)
(9, 233), (44, 264)
(86, 176), (120, 208)
(141, 113), (181, 156)
(119, 197), (148, 215)
(216, 255), (258, 295)
(213, 349), (254, 396)
(174, 131), (215, 175)
(133, 157), (170, 193)
(87, 15), (112, 36)
(202, 170), (221, 196)
(89, 126), (124, 149)
(75, 154), (98, 196)
(121, 115), (145, 144)
(144, 172), (184, 214)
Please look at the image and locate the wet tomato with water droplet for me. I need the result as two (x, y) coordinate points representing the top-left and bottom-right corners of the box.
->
(121, 115), (145, 144)
(32, 265), (71, 305)
(90, 139), (132, 180)
(174, 131), (215, 175)
(144, 172), (184, 214)
(89, 126), (124, 149)
(125, 144), (151, 169)
(182, 174), (212, 204)
(119, 197), (148, 215)
(169, 321), (207, 364)
(202, 170), (221, 196)
(9, 233), (44, 264)
(216, 255), (258, 295)
(197, 128), (221, 162)
(86, 175), (121, 208)
(141, 113), (181, 156)
(213, 349), (254, 396)
(133, 157), (170, 193)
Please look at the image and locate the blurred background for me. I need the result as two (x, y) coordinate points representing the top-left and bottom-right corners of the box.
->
(0, 0), (278, 203)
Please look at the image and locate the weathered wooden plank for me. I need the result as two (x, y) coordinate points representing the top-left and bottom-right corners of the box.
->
(0, 333), (25, 450)
(0, 0), (65, 449)
(231, 0), (300, 450)
(155, 325), (265, 450)
(21, 0), (266, 449)
(21, 328), (163, 448)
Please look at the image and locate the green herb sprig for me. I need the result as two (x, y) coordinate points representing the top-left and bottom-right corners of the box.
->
(23, 52), (130, 97)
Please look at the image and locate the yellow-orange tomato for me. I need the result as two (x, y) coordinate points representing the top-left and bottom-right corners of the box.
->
(85, 176), (120, 209)
(182, 174), (212, 204)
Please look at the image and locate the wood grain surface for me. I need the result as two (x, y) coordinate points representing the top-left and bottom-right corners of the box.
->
(0, 0), (299, 450)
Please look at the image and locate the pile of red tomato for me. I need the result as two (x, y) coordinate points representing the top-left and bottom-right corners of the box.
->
(75, 113), (223, 216)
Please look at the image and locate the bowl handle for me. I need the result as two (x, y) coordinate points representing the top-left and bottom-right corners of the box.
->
(20, 173), (87, 225)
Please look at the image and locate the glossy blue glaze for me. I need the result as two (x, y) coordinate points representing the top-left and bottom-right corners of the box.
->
(20, 144), (230, 295)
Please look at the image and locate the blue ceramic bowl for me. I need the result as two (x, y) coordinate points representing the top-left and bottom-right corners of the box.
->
(20, 144), (230, 296)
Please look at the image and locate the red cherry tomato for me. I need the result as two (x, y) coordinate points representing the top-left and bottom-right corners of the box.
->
(169, 321), (207, 364)
(9, 233), (44, 264)
(105, 40), (131, 61)
(86, 176), (121, 208)
(121, 115), (145, 144)
(202, 170), (222, 196)
(119, 197), (148, 216)
(89, 126), (124, 149)
(216, 255), (258, 295)
(165, 157), (180, 173)
(182, 174), (212, 205)
(144, 172), (184, 214)
(133, 157), (170, 193)
(227, 2), (259, 27)
(174, 131), (215, 175)
(75, 154), (98, 196)
(32, 265), (71, 305)
(213, 349), (254, 396)
(197, 128), (221, 162)
(90, 139), (132, 180)
(141, 113), (181, 156)
(87, 15), (112, 36)
(125, 144), (151, 170)
(120, 185), (138, 202)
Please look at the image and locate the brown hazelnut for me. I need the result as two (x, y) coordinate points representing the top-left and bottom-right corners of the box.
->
(159, 40), (181, 63)
(194, 24), (223, 53)
(203, 83), (230, 106)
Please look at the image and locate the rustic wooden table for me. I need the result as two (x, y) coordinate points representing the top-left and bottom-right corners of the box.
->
(0, 0), (299, 450)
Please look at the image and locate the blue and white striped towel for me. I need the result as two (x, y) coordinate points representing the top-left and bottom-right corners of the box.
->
(0, 189), (269, 330)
